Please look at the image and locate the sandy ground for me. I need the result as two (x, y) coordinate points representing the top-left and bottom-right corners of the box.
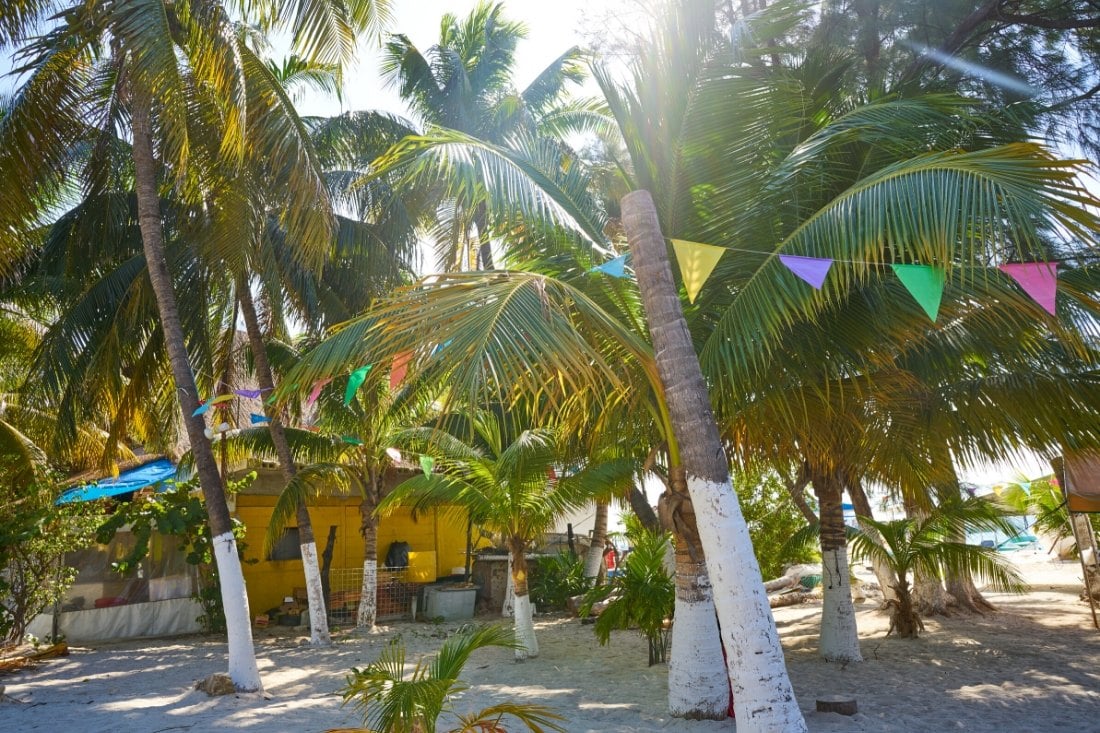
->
(3, 554), (1100, 732)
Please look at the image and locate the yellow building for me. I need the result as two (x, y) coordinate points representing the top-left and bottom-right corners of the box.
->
(233, 467), (473, 619)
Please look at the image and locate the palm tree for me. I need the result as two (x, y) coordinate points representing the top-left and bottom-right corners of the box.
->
(849, 500), (1027, 637)
(379, 0), (586, 270)
(340, 624), (565, 733)
(378, 411), (634, 660)
(0, 0), (392, 691)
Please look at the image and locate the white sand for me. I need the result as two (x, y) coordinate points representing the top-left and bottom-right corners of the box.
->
(4, 555), (1100, 732)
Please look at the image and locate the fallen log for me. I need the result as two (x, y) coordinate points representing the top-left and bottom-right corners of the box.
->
(0, 642), (69, 672)
(769, 591), (808, 609)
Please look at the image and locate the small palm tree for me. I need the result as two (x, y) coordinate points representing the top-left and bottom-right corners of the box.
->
(581, 528), (675, 666)
(339, 624), (565, 733)
(379, 411), (634, 660)
(849, 500), (1027, 638)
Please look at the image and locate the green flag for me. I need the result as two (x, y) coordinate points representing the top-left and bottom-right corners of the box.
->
(892, 264), (946, 322)
(420, 454), (435, 478)
(344, 365), (372, 405)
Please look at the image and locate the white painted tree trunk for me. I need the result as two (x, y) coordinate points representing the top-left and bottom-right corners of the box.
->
(668, 586), (729, 718)
(687, 476), (807, 731)
(583, 500), (609, 580)
(357, 561), (377, 628)
(868, 551), (900, 606)
(299, 542), (329, 645)
(502, 556), (515, 618)
(213, 532), (263, 691)
(512, 594), (539, 660)
(818, 547), (863, 663)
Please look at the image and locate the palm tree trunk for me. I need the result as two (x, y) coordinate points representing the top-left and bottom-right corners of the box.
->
(508, 537), (538, 660)
(846, 476), (899, 607)
(623, 190), (806, 732)
(904, 497), (952, 615)
(474, 202), (493, 270)
(811, 468), (863, 663)
(356, 467), (380, 629)
(584, 500), (609, 580)
(665, 466), (730, 720)
(628, 483), (661, 532)
(237, 279), (330, 645)
(131, 95), (261, 691)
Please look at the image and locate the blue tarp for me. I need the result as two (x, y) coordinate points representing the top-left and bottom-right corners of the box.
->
(57, 459), (178, 504)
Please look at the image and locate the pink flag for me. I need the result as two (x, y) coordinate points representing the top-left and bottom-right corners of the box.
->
(390, 351), (412, 391)
(305, 378), (333, 406)
(779, 255), (833, 290)
(998, 262), (1058, 315)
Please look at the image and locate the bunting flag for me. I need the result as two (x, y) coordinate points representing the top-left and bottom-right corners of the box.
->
(390, 351), (413, 391)
(892, 264), (946, 322)
(341, 435), (363, 446)
(592, 254), (629, 279)
(779, 255), (834, 290)
(344, 365), (372, 405)
(432, 339), (453, 356)
(233, 389), (264, 399)
(670, 239), (726, 303)
(420, 454), (435, 477)
(385, 447), (402, 462)
(250, 413), (270, 425)
(192, 393), (235, 416)
(998, 262), (1058, 315)
(306, 377), (333, 407)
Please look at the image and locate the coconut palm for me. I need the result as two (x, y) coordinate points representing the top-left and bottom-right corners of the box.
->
(378, 411), (634, 660)
(850, 500), (1027, 637)
(340, 624), (565, 733)
(0, 0), (393, 691)
(380, 1), (585, 271)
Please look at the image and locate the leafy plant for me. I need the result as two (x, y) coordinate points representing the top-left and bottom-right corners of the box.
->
(95, 473), (254, 633)
(738, 470), (819, 579)
(849, 499), (1027, 638)
(529, 552), (592, 612)
(340, 624), (565, 733)
(0, 472), (102, 645)
(581, 528), (674, 665)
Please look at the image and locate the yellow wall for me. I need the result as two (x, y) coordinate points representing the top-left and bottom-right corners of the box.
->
(235, 494), (471, 616)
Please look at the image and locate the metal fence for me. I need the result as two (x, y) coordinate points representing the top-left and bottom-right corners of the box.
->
(326, 566), (419, 625)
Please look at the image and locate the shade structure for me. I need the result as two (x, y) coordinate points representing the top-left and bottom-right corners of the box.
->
(57, 458), (177, 504)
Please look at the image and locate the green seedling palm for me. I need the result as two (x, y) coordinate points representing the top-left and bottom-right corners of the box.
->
(340, 624), (565, 733)
(849, 499), (1027, 638)
(581, 528), (675, 666)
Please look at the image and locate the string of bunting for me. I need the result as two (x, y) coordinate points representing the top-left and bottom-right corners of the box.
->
(588, 239), (1060, 321)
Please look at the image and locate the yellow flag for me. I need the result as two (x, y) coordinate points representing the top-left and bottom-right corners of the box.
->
(670, 239), (726, 303)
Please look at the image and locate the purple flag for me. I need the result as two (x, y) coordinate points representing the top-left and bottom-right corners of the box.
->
(234, 389), (264, 399)
(998, 262), (1058, 315)
(779, 255), (833, 290)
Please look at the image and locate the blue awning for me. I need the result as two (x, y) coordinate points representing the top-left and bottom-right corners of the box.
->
(58, 459), (178, 504)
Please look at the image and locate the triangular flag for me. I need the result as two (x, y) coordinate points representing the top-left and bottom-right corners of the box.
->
(779, 255), (833, 290)
(233, 389), (263, 399)
(892, 264), (946, 322)
(192, 400), (212, 417)
(341, 435), (363, 446)
(250, 413), (271, 425)
(390, 351), (412, 391)
(344, 366), (372, 405)
(420, 454), (435, 477)
(385, 447), (402, 462)
(593, 254), (629, 279)
(306, 377), (333, 406)
(210, 394), (235, 406)
(670, 239), (726, 303)
(998, 262), (1058, 315)
(431, 339), (453, 356)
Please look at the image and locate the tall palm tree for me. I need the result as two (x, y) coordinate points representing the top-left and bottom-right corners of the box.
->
(380, 0), (586, 271)
(0, 0), (392, 691)
(378, 411), (634, 660)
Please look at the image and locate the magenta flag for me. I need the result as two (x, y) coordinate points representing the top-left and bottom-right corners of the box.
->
(306, 377), (333, 406)
(998, 262), (1058, 315)
(779, 255), (833, 290)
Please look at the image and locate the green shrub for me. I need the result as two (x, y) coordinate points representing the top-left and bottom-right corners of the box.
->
(738, 469), (819, 579)
(529, 551), (591, 611)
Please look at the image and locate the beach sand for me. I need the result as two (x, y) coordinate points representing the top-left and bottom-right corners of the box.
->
(4, 554), (1099, 732)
